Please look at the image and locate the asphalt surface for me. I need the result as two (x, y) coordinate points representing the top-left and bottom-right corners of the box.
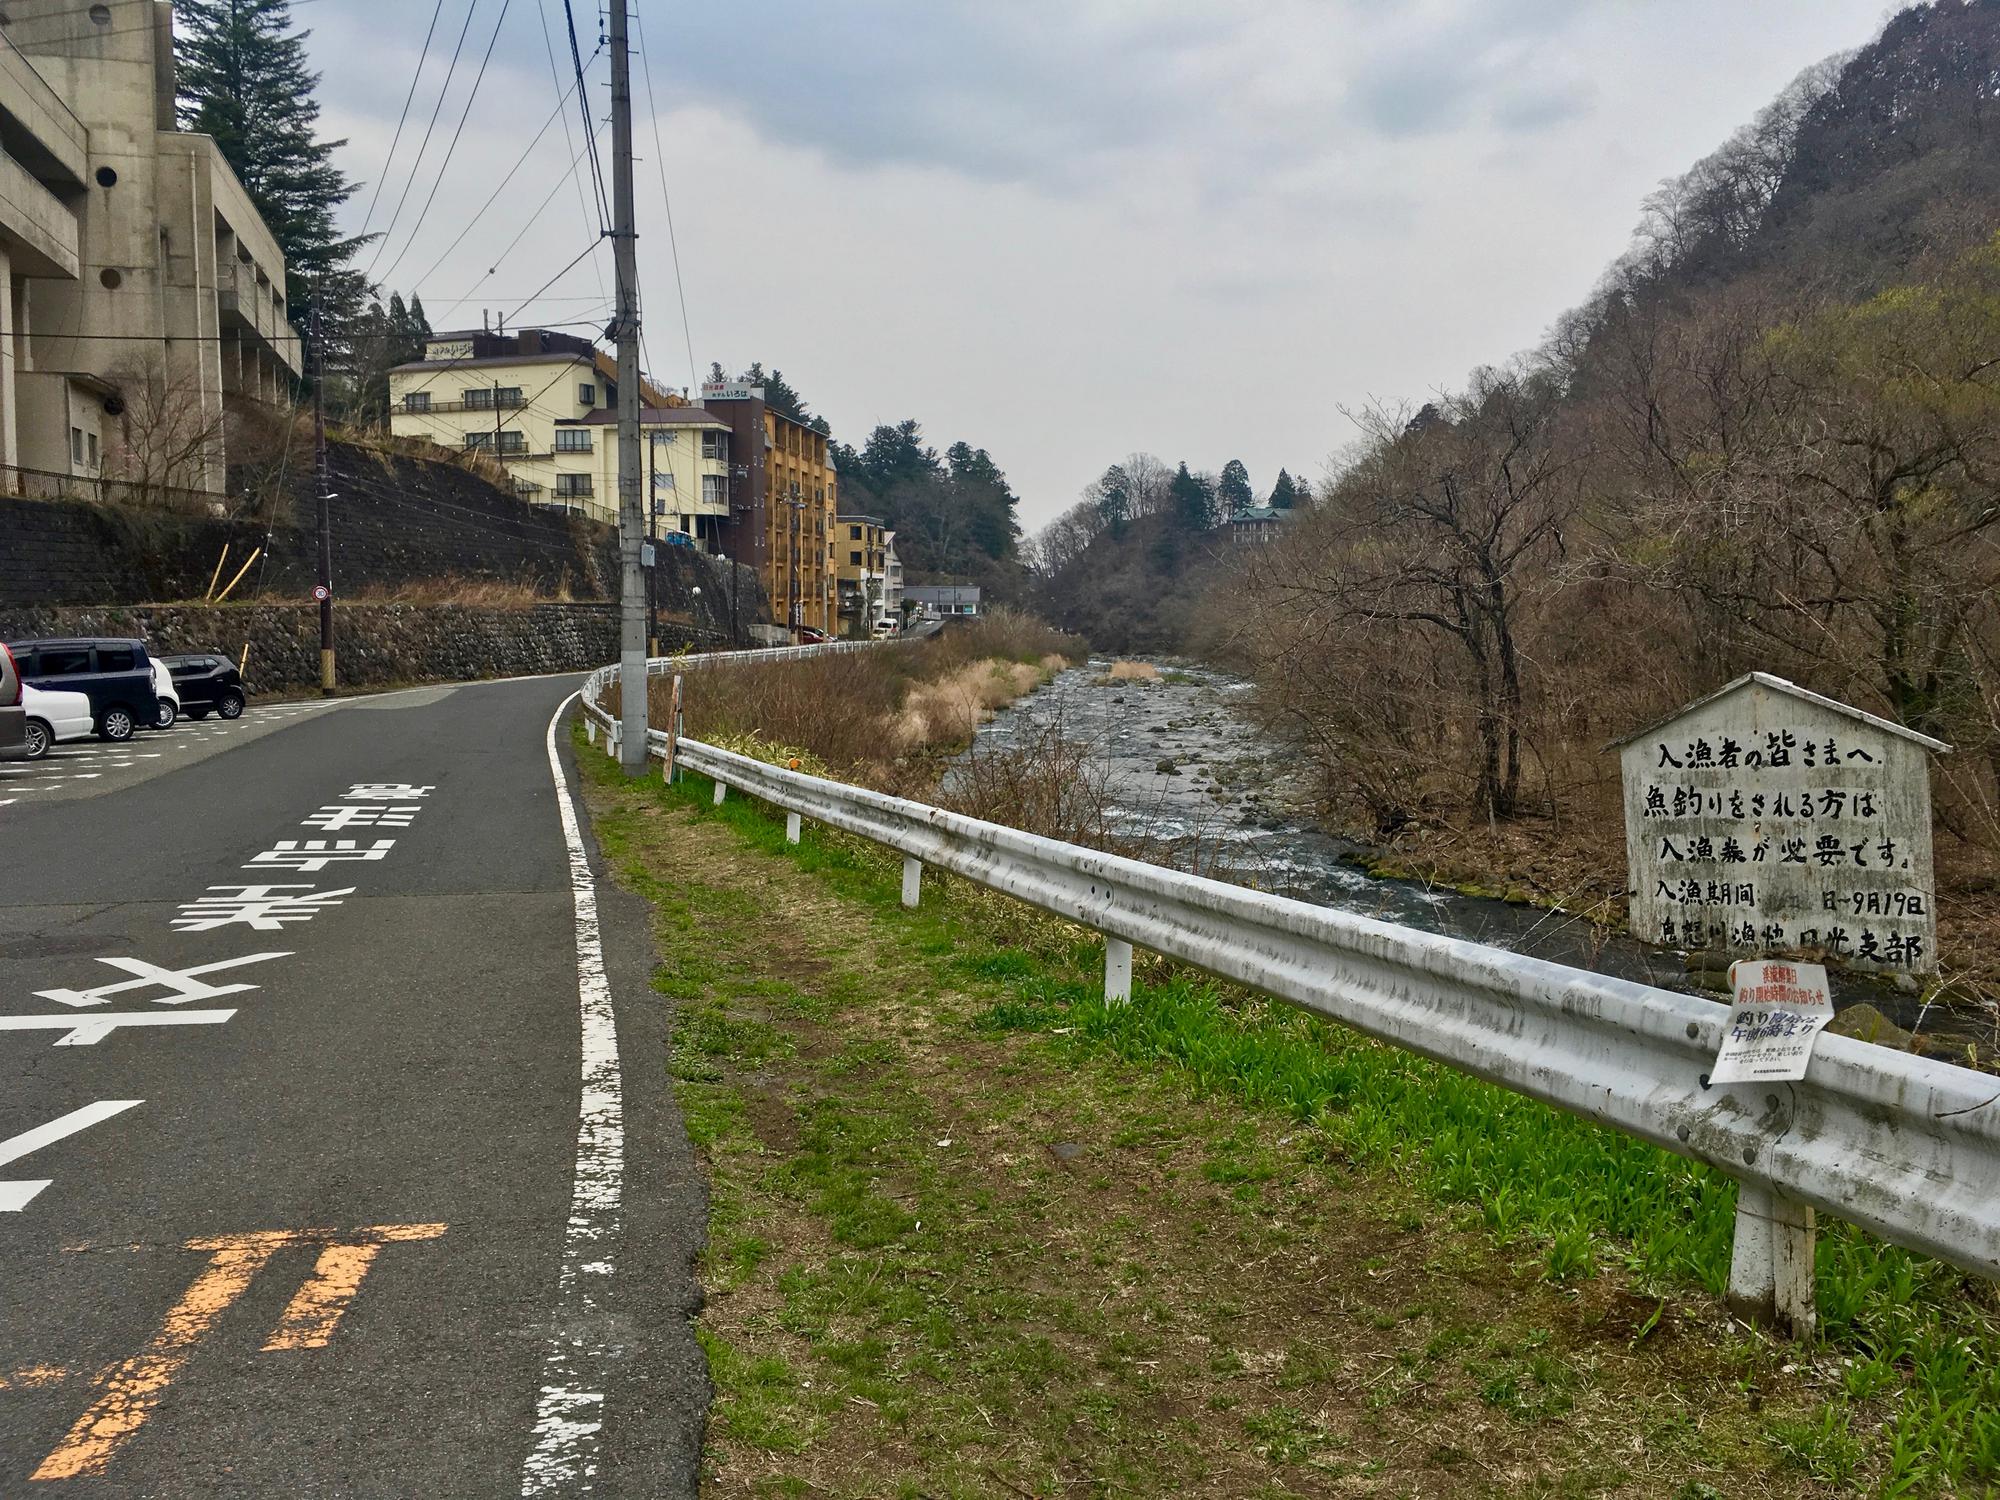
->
(0, 674), (707, 1496)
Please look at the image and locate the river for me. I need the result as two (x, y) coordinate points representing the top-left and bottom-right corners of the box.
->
(966, 657), (1995, 1054)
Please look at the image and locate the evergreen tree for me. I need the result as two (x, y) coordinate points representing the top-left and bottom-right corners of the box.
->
(707, 360), (729, 385)
(1268, 468), (1301, 509)
(735, 363), (812, 424)
(176, 0), (366, 358)
(1217, 458), (1254, 519)
(1169, 462), (1215, 531)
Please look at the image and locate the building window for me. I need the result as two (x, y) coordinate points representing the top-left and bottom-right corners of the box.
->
(849, 525), (861, 540)
(464, 386), (523, 410)
(701, 430), (726, 461)
(497, 431), (527, 455)
(849, 550), (862, 565)
(701, 474), (726, 505)
(87, 433), (98, 466)
(652, 428), (676, 446)
(578, 383), (596, 407)
(555, 474), (594, 498)
(555, 428), (592, 452)
(464, 432), (492, 451)
(70, 428), (82, 464)
(403, 391), (431, 413)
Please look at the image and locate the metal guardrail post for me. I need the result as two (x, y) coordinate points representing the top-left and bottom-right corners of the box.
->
(1105, 938), (1133, 1005)
(1728, 1184), (1818, 1339)
(785, 811), (802, 844)
(712, 779), (727, 806)
(902, 857), (922, 908)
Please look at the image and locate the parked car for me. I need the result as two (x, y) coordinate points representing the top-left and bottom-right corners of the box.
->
(870, 617), (899, 638)
(158, 652), (247, 720)
(7, 638), (160, 742)
(0, 643), (24, 760)
(796, 626), (831, 645)
(20, 683), (94, 760)
(149, 658), (180, 729)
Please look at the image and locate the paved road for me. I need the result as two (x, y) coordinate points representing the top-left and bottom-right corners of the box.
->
(0, 674), (706, 1496)
(0, 702), (340, 808)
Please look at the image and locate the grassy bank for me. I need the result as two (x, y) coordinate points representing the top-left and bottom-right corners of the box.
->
(578, 738), (2000, 1497)
(621, 610), (1082, 795)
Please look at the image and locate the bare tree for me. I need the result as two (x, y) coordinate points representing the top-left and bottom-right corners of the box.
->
(105, 353), (225, 506)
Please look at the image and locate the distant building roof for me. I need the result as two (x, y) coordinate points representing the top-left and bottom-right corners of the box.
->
(569, 404), (728, 428)
(389, 350), (597, 374)
(906, 584), (981, 601)
(1231, 505), (1290, 524)
(837, 513), (886, 526)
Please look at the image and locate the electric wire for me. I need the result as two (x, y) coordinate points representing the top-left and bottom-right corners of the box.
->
(363, 0), (482, 279)
(557, 0), (612, 232)
(355, 0), (447, 238)
(373, 0), (517, 288)
(633, 5), (698, 394)
(535, 0), (610, 308)
(401, 41), (600, 296)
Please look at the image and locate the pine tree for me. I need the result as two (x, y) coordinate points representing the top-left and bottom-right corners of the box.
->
(1169, 462), (1215, 531)
(1269, 468), (1301, 509)
(176, 0), (365, 359)
(1217, 458), (1254, 519)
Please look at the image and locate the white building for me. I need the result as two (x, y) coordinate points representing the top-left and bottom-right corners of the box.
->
(0, 1), (299, 496)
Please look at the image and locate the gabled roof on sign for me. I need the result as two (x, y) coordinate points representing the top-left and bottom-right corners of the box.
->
(1607, 671), (1951, 754)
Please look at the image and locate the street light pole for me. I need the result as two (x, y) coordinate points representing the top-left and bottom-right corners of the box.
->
(609, 0), (647, 773)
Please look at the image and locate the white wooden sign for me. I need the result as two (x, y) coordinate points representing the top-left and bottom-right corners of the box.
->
(1616, 673), (1947, 975)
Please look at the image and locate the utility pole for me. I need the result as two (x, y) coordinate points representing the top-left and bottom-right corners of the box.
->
(609, 0), (647, 773)
(312, 295), (334, 695)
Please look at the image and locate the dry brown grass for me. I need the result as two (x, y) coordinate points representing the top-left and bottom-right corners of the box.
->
(301, 574), (575, 606)
(1104, 659), (1161, 682)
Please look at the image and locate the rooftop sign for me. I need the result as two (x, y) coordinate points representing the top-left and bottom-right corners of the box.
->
(700, 381), (764, 402)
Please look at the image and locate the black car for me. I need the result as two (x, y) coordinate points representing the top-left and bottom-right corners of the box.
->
(8, 638), (160, 742)
(159, 652), (247, 720)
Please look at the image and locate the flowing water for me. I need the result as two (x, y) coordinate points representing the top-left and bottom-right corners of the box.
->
(967, 658), (1995, 1052)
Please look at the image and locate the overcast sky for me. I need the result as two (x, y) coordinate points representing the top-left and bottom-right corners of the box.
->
(311, 0), (1894, 530)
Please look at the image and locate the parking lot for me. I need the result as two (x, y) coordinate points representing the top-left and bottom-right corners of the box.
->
(0, 701), (339, 806)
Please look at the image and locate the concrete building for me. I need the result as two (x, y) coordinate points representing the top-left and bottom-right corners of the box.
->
(882, 529), (903, 619)
(906, 583), (981, 618)
(835, 513), (889, 634)
(1229, 504), (1291, 544)
(575, 404), (732, 550)
(0, 0), (300, 497)
(386, 326), (696, 529)
(700, 380), (837, 637)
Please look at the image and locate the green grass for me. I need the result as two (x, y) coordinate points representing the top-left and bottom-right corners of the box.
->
(604, 742), (2000, 1496)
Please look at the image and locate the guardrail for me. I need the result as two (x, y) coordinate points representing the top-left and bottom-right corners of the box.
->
(579, 656), (2000, 1337)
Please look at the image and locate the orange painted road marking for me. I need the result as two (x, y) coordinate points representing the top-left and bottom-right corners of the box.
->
(0, 1367), (70, 1391)
(30, 1223), (446, 1482)
(31, 1235), (285, 1481)
(262, 1223), (445, 1352)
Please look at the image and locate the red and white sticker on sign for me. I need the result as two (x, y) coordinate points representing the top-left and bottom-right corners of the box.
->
(1710, 959), (1835, 1085)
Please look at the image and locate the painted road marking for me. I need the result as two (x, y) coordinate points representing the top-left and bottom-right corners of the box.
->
(243, 838), (395, 872)
(0, 1101), (143, 1212)
(31, 1225), (446, 1481)
(260, 1224), (447, 1351)
(343, 782), (435, 800)
(0, 1367), (70, 1391)
(520, 693), (626, 1496)
(171, 885), (354, 933)
(0, 1010), (238, 1046)
(302, 803), (420, 831)
(34, 952), (291, 1009)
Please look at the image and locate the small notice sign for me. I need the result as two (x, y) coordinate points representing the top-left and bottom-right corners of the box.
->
(1710, 959), (1834, 1084)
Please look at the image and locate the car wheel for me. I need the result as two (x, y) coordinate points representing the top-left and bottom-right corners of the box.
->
(24, 719), (50, 760)
(187, 708), (210, 720)
(99, 707), (135, 742)
(155, 699), (178, 729)
(218, 691), (245, 719)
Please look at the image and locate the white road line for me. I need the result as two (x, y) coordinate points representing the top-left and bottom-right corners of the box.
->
(0, 1099), (143, 1210)
(521, 692), (626, 1497)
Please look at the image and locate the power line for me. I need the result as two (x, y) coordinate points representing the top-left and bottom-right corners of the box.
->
(374, 0), (517, 288)
(535, 0), (610, 308)
(557, 0), (611, 232)
(633, 5), (697, 394)
(363, 0), (482, 280)
(403, 42), (601, 296)
(355, 0), (447, 238)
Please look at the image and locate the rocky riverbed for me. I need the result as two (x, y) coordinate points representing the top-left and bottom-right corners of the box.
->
(968, 657), (1995, 1056)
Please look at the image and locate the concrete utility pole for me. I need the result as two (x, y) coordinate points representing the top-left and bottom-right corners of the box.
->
(609, 0), (647, 773)
(312, 297), (334, 695)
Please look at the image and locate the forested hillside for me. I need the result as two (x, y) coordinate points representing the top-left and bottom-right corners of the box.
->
(1191, 0), (2000, 919)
